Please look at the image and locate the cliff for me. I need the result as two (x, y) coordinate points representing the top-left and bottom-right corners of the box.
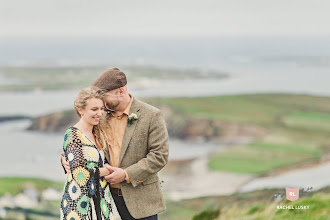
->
(28, 102), (267, 141)
(28, 110), (79, 132)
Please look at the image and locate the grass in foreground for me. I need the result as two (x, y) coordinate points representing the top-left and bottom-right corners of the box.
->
(0, 177), (62, 220)
(216, 193), (330, 220)
(160, 186), (330, 220)
(0, 177), (62, 196)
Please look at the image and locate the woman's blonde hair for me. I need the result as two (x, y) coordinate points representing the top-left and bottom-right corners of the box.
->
(93, 122), (110, 151)
(74, 86), (105, 117)
(74, 86), (109, 150)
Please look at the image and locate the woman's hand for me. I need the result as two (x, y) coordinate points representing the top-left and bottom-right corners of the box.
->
(103, 165), (127, 184)
(100, 164), (114, 177)
(104, 163), (113, 171)
(61, 152), (71, 174)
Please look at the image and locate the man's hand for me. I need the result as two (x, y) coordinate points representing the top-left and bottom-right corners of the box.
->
(104, 165), (126, 185)
(61, 152), (71, 174)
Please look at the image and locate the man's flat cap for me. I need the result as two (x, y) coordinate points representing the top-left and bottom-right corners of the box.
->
(92, 68), (127, 91)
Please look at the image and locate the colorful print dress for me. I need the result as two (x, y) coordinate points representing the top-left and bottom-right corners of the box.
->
(60, 126), (121, 220)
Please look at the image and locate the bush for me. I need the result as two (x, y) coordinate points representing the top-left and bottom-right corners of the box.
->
(192, 208), (220, 220)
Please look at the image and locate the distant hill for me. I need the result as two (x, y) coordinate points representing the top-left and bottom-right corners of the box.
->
(0, 65), (227, 91)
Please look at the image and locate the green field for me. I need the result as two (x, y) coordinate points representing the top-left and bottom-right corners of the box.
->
(151, 94), (330, 174)
(209, 142), (322, 174)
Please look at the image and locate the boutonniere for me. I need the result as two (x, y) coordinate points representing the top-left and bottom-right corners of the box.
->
(127, 113), (138, 127)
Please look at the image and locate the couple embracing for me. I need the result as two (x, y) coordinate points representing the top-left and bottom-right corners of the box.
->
(60, 68), (169, 220)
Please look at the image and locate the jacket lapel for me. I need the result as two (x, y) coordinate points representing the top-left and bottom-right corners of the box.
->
(119, 98), (141, 165)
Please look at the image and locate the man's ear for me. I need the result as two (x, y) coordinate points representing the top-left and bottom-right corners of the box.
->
(119, 87), (125, 96)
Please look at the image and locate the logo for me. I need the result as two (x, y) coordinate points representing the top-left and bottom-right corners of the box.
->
(285, 187), (299, 201)
(272, 187), (313, 201)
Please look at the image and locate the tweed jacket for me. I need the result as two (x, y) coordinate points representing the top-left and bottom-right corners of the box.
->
(103, 98), (169, 219)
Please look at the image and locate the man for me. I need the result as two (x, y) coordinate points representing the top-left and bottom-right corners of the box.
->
(61, 68), (169, 220)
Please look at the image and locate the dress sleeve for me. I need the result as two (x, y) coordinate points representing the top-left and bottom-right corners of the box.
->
(63, 128), (100, 188)
(63, 128), (85, 170)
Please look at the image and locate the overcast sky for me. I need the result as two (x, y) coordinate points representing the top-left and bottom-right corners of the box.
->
(1, 0), (329, 37)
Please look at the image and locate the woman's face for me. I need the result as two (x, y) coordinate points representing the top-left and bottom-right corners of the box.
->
(79, 98), (105, 125)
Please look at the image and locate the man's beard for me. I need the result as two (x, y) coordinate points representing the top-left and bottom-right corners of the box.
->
(105, 101), (120, 112)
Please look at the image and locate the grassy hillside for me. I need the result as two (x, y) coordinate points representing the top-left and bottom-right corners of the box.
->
(151, 94), (330, 174)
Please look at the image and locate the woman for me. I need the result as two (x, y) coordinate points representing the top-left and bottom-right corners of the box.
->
(60, 87), (121, 220)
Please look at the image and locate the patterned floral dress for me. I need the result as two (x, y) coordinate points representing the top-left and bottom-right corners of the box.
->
(60, 126), (121, 220)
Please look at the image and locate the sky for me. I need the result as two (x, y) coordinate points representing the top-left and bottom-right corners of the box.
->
(1, 0), (329, 37)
